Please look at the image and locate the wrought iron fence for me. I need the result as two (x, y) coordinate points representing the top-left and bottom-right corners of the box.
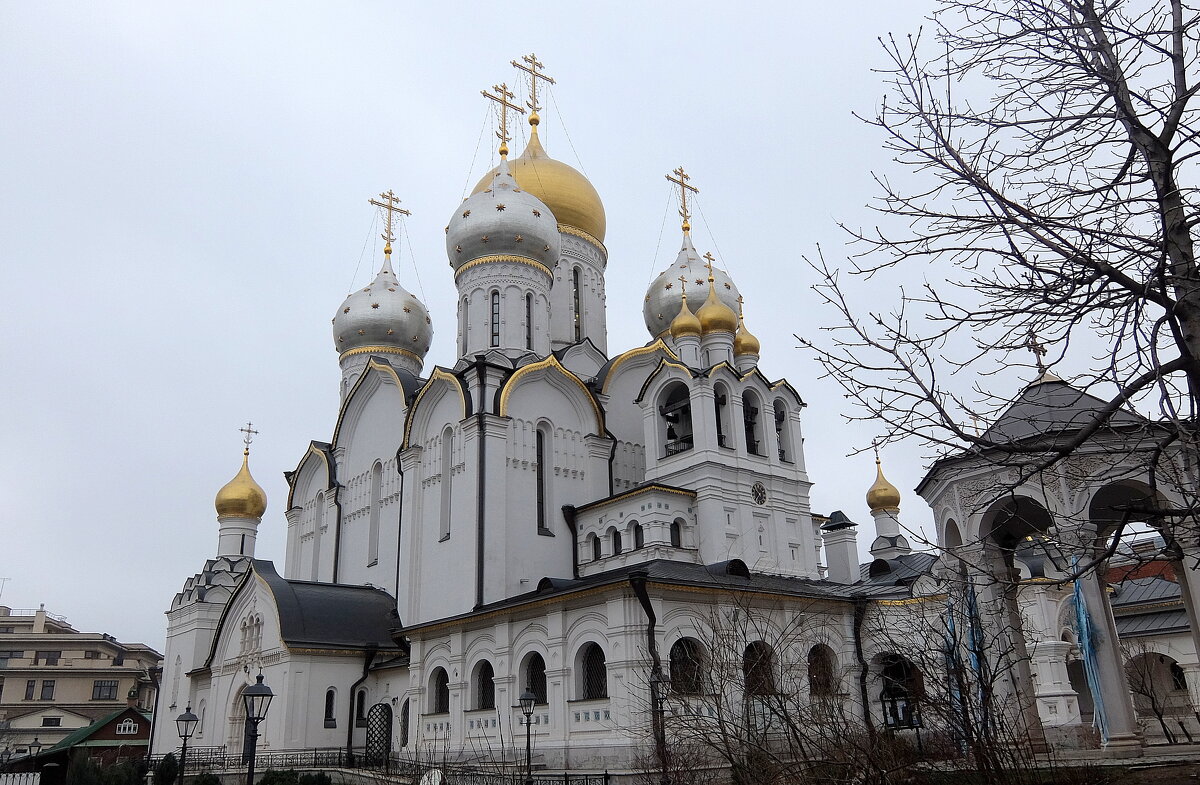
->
(151, 747), (610, 785)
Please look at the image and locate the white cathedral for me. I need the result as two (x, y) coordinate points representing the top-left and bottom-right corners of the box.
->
(152, 60), (1200, 772)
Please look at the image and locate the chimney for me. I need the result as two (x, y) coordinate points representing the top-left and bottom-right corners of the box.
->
(821, 510), (860, 585)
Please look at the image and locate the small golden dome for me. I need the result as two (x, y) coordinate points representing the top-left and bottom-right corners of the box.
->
(669, 293), (702, 338)
(215, 450), (267, 519)
(866, 458), (901, 511)
(697, 278), (737, 334)
(733, 303), (760, 356)
(472, 123), (606, 242)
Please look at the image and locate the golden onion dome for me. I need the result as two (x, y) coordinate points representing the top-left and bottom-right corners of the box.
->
(733, 304), (760, 356)
(669, 292), (702, 338)
(866, 457), (901, 511)
(215, 450), (267, 519)
(697, 278), (738, 334)
(472, 120), (606, 242)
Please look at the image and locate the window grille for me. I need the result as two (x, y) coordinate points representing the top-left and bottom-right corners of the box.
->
(475, 661), (495, 710)
(669, 639), (706, 695)
(399, 699), (410, 747)
(808, 646), (837, 696)
(525, 293), (533, 349)
(490, 291), (500, 347)
(324, 688), (336, 728)
(743, 642), (775, 696)
(355, 690), (367, 727)
(572, 268), (582, 341)
(580, 643), (608, 700)
(432, 668), (450, 713)
(526, 653), (547, 704)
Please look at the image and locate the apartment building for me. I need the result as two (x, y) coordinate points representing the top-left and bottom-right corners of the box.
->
(0, 605), (161, 755)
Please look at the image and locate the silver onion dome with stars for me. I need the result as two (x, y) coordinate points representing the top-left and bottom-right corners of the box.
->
(446, 157), (560, 274)
(644, 232), (742, 338)
(332, 254), (433, 363)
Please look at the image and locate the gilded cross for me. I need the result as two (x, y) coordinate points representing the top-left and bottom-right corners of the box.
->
(482, 82), (526, 157)
(511, 53), (556, 115)
(239, 422), (259, 451)
(737, 294), (745, 319)
(703, 251), (716, 280)
(368, 190), (411, 252)
(665, 166), (699, 232)
(678, 275), (689, 300)
(1024, 328), (1047, 374)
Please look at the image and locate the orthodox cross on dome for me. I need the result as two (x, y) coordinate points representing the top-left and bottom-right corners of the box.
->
(702, 251), (717, 280)
(678, 275), (689, 300)
(511, 53), (555, 117)
(238, 422), (259, 454)
(737, 293), (746, 320)
(482, 82), (525, 158)
(666, 166), (699, 233)
(1024, 328), (1048, 374)
(368, 190), (411, 256)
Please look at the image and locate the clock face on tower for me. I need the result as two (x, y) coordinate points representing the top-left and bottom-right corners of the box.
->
(751, 482), (767, 505)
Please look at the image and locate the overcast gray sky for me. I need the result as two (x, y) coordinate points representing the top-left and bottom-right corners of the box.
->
(0, 1), (1004, 650)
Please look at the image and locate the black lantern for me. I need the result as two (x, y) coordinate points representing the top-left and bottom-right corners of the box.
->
(242, 674), (274, 722)
(28, 739), (42, 757)
(176, 706), (199, 741)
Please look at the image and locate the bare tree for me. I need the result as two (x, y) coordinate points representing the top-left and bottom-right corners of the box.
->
(1121, 638), (1193, 743)
(802, 0), (1200, 557)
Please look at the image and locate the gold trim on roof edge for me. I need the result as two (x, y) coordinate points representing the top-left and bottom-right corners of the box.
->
(402, 369), (468, 450)
(498, 355), (604, 434)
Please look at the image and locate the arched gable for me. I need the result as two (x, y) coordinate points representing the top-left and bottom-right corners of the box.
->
(556, 337), (608, 379)
(635, 358), (696, 405)
(202, 567), (283, 671)
(332, 359), (413, 452)
(403, 369), (469, 450)
(498, 355), (604, 435)
(286, 442), (335, 510)
(598, 339), (679, 396)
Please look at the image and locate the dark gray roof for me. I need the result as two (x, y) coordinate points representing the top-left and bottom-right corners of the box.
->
(1116, 609), (1190, 636)
(1111, 576), (1182, 609)
(981, 379), (1144, 445)
(253, 560), (402, 651)
(404, 556), (930, 633)
(857, 552), (939, 585)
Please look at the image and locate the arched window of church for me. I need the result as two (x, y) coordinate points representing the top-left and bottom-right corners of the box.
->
(355, 690), (367, 727)
(312, 492), (325, 581)
(523, 652), (548, 704)
(525, 293), (533, 350)
(368, 462), (382, 565)
(473, 660), (496, 710)
(669, 638), (707, 695)
(536, 428), (549, 533)
(632, 522), (644, 549)
(572, 267), (583, 341)
(460, 297), (469, 356)
(399, 698), (410, 747)
(324, 688), (337, 728)
(808, 644), (838, 697)
(589, 533), (601, 561)
(196, 700), (206, 737)
(773, 400), (792, 462)
(611, 528), (623, 556)
(440, 428), (453, 541)
(742, 392), (763, 456)
(577, 643), (608, 700)
(714, 383), (731, 449)
(670, 519), (683, 548)
(490, 291), (501, 347)
(743, 641), (776, 696)
(430, 668), (450, 714)
(660, 383), (693, 457)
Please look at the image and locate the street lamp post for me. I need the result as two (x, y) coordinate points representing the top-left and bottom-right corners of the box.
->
(28, 738), (42, 774)
(175, 705), (199, 785)
(241, 675), (273, 785)
(518, 688), (536, 785)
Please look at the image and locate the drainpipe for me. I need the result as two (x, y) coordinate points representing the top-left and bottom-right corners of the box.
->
(605, 430), (617, 497)
(475, 357), (487, 609)
(852, 594), (875, 739)
(562, 505), (579, 579)
(629, 571), (669, 782)
(330, 453), (343, 583)
(345, 647), (378, 765)
(394, 447), (405, 607)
